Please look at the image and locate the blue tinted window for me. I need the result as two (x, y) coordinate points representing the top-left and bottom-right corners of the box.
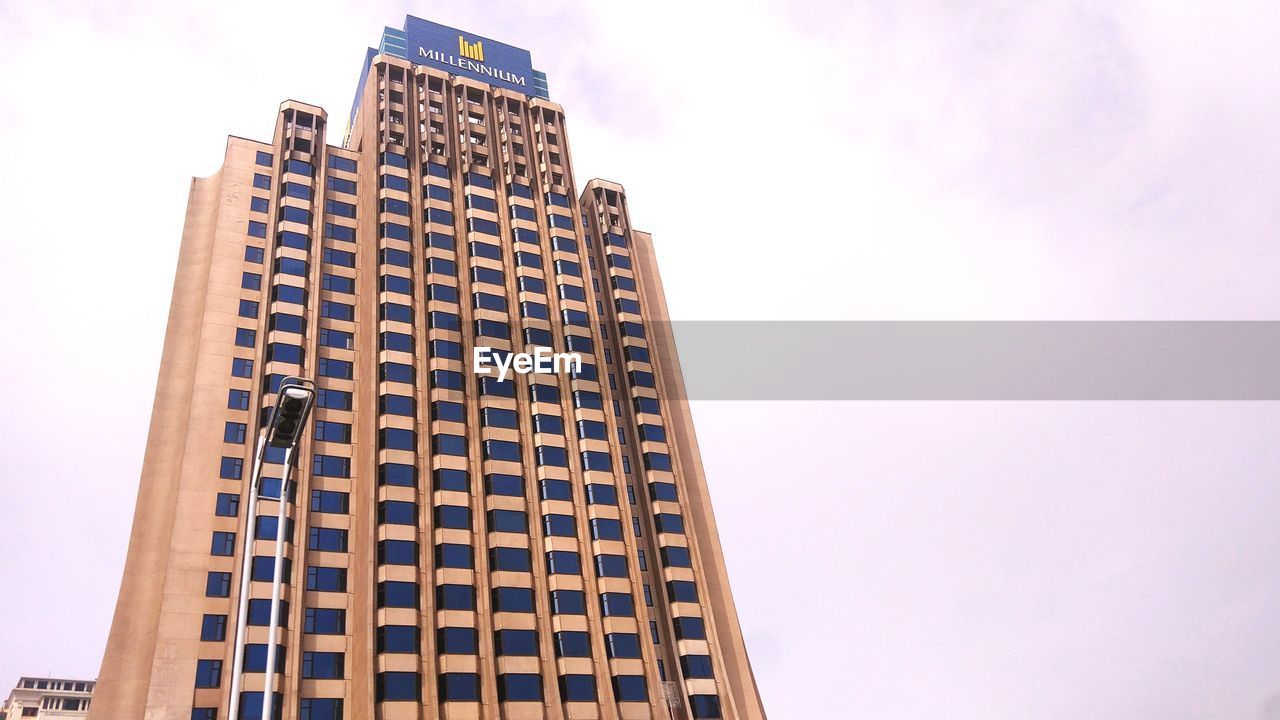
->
(524, 327), (553, 347)
(586, 481), (616, 504)
(437, 627), (477, 654)
(210, 531), (236, 556)
(378, 539), (418, 565)
(483, 439), (520, 461)
(674, 617), (706, 640)
(271, 284), (307, 306)
(381, 174), (409, 191)
(381, 274), (413, 295)
(540, 479), (572, 501)
(425, 207), (454, 225)
(426, 232), (455, 250)
(511, 204), (536, 221)
(560, 674), (597, 702)
(325, 199), (356, 218)
(492, 586), (534, 612)
(224, 421), (246, 444)
(327, 176), (356, 195)
(302, 651), (344, 679)
(377, 625), (419, 654)
(600, 592), (635, 617)
(689, 695), (722, 719)
(308, 527), (348, 551)
(377, 671), (420, 702)
(681, 654), (715, 679)
(435, 505), (470, 530)
(380, 151), (408, 168)
(606, 632), (642, 659)
(550, 589), (585, 615)
(497, 673), (542, 702)
(219, 456), (243, 479)
(529, 383), (560, 404)
(380, 394), (415, 416)
(201, 614), (227, 641)
(438, 672), (479, 702)
(425, 161), (449, 178)
(425, 184), (451, 201)
(555, 631), (591, 658)
(595, 554), (628, 578)
(194, 659), (222, 688)
(378, 500), (416, 525)
(304, 608), (346, 635)
(381, 362), (414, 384)
(466, 171), (493, 189)
(323, 247), (355, 268)
(543, 514), (575, 537)
(655, 513), (685, 534)
(508, 182), (533, 199)
(667, 581), (698, 603)
(325, 223), (355, 242)
(378, 581), (418, 609)
(215, 492), (240, 517)
(205, 572), (232, 598)
(574, 391), (602, 410)
(330, 156), (357, 173)
(649, 482), (678, 501)
(494, 630), (538, 656)
(435, 543), (473, 569)
(466, 194), (497, 212)
(238, 299), (258, 318)
(591, 518), (623, 541)
(662, 546), (692, 568)
(380, 197), (410, 216)
(490, 547), (532, 572)
(246, 598), (288, 626)
(317, 388), (352, 410)
(436, 584), (475, 611)
(612, 675), (647, 703)
(546, 550), (580, 575)
(318, 357), (352, 380)
(536, 446), (568, 467)
(227, 390), (250, 410)
(488, 509), (527, 533)
(231, 358), (253, 378)
(253, 173), (270, 190)
(485, 473), (524, 497)
(432, 369), (464, 391)
(379, 462), (417, 487)
(467, 217), (499, 236)
(322, 273), (354, 293)
(312, 455), (350, 478)
(581, 451), (613, 472)
(299, 698), (343, 720)
(306, 566), (347, 591)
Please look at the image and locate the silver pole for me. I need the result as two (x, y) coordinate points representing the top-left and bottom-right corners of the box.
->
(260, 446), (295, 720)
(227, 432), (267, 720)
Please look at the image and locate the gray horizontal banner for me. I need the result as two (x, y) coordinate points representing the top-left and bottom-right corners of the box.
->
(656, 322), (1280, 400)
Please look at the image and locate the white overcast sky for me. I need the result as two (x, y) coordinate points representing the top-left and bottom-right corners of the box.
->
(3, 1), (1280, 718)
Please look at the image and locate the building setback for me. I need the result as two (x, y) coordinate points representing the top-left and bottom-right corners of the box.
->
(2, 677), (96, 718)
(90, 15), (766, 720)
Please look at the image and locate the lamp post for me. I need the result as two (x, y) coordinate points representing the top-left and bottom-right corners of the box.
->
(227, 377), (315, 720)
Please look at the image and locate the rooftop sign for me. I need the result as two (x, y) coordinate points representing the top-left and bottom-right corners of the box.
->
(401, 17), (537, 96)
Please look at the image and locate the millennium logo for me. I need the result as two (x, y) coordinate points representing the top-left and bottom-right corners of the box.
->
(458, 35), (484, 62)
(417, 41), (527, 87)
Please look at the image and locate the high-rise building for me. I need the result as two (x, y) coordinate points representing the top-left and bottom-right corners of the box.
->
(91, 16), (765, 720)
(2, 677), (96, 718)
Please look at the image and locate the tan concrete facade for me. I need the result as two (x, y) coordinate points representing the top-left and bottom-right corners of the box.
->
(92, 27), (765, 720)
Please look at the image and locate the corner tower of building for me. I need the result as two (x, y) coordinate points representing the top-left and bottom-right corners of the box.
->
(91, 15), (766, 720)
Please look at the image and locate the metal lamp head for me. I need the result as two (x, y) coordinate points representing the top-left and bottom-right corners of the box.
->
(266, 377), (316, 449)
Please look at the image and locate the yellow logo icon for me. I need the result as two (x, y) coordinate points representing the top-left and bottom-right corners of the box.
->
(458, 36), (484, 62)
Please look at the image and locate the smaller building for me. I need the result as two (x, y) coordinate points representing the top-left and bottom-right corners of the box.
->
(1, 678), (96, 718)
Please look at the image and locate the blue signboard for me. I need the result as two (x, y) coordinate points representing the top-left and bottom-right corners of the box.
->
(402, 17), (536, 96)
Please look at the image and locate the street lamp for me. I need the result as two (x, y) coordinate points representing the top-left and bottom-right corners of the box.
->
(227, 377), (316, 720)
